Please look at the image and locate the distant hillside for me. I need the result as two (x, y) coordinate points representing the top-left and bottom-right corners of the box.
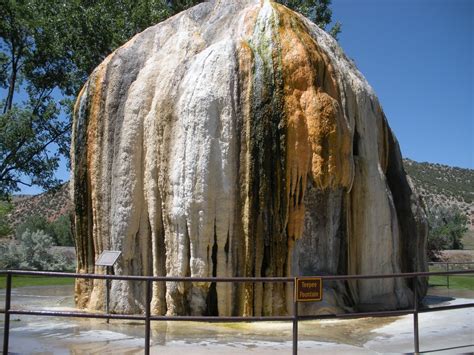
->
(403, 159), (473, 228)
(4, 160), (473, 236)
(7, 182), (72, 234)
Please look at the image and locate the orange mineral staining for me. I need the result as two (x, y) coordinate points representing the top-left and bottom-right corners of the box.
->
(274, 3), (353, 241)
(71, 0), (427, 318)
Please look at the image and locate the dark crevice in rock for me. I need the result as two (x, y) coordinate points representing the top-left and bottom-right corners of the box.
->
(157, 196), (167, 315)
(224, 229), (230, 264)
(206, 220), (219, 316)
(298, 176), (304, 205)
(384, 123), (428, 299)
(182, 221), (191, 315)
(353, 128), (360, 156)
(337, 193), (348, 276)
(338, 193), (356, 308)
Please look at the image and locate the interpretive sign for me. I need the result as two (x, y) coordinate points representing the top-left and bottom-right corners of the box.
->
(95, 250), (121, 323)
(95, 251), (121, 267)
(295, 277), (322, 302)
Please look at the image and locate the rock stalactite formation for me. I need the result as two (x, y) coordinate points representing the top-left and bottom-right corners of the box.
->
(71, 0), (427, 316)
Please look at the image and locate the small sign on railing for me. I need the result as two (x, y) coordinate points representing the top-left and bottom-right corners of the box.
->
(295, 277), (322, 302)
(95, 250), (121, 324)
(95, 251), (121, 267)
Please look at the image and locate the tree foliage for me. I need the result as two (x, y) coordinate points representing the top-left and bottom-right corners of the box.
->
(277, 0), (341, 39)
(427, 206), (468, 261)
(0, 0), (340, 196)
(1, 0), (72, 196)
(16, 213), (73, 246)
(0, 229), (74, 270)
(50, 214), (73, 246)
(0, 0), (172, 196)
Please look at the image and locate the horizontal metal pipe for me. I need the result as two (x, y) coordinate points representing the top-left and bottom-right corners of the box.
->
(315, 270), (474, 280)
(0, 270), (293, 282)
(9, 310), (145, 321)
(4, 303), (472, 321)
(149, 315), (293, 322)
(428, 262), (474, 265)
(418, 303), (474, 313)
(1, 269), (472, 282)
(299, 309), (413, 320)
(4, 310), (292, 322)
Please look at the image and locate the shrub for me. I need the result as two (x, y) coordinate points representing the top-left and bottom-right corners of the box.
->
(15, 215), (50, 239)
(0, 229), (75, 271)
(16, 214), (74, 246)
(427, 206), (468, 260)
(50, 215), (74, 247)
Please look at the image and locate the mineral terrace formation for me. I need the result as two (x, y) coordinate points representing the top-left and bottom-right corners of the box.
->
(71, 0), (428, 316)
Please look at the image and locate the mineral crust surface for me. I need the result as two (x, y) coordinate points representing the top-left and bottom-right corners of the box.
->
(71, 0), (428, 316)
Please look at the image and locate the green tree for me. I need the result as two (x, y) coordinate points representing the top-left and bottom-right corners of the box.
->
(427, 206), (468, 260)
(0, 0), (171, 197)
(50, 214), (74, 246)
(15, 214), (50, 239)
(16, 213), (73, 246)
(277, 0), (341, 39)
(1, 0), (340, 196)
(0, 0), (72, 196)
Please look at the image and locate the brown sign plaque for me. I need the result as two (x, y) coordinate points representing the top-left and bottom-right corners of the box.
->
(295, 277), (322, 302)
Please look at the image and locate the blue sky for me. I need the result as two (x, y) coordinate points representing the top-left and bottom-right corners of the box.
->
(331, 0), (473, 169)
(13, 0), (474, 194)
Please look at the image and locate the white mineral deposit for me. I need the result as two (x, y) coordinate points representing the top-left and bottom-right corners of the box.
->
(71, 0), (427, 317)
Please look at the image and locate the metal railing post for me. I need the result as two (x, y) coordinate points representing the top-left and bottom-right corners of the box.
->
(446, 262), (450, 289)
(413, 276), (420, 354)
(145, 279), (152, 355)
(106, 266), (110, 324)
(3, 272), (12, 355)
(293, 280), (298, 355)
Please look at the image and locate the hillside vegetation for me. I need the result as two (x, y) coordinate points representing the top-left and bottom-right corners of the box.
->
(3, 161), (473, 245)
(7, 183), (71, 233)
(403, 159), (473, 229)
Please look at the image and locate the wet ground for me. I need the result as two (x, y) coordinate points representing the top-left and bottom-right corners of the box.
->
(0, 285), (473, 354)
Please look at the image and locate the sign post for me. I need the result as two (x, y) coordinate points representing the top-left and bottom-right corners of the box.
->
(293, 277), (323, 354)
(95, 251), (122, 323)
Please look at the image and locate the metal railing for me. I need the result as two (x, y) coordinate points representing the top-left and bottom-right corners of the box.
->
(1, 269), (473, 355)
(428, 261), (474, 289)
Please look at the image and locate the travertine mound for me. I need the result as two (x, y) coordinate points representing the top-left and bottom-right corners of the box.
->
(71, 0), (427, 316)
